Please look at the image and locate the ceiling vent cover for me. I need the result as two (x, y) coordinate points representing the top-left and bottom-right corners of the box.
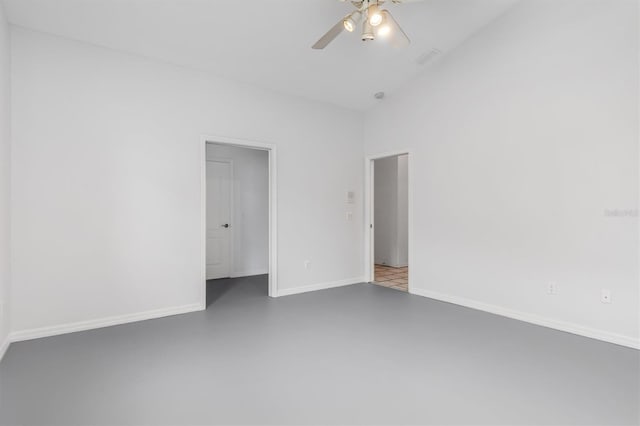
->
(416, 48), (442, 66)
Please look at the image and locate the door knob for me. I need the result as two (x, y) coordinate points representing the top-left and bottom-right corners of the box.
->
(221, 224), (230, 228)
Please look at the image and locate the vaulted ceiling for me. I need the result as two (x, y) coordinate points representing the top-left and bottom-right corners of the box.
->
(3, 0), (518, 110)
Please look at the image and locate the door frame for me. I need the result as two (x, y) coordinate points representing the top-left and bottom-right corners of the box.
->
(364, 150), (413, 293)
(201, 134), (278, 306)
(205, 158), (234, 280)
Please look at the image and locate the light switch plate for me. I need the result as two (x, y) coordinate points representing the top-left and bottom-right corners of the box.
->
(346, 190), (355, 204)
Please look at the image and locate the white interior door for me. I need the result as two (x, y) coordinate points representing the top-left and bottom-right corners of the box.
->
(206, 160), (232, 279)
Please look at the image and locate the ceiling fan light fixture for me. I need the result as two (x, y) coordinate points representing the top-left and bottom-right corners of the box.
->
(312, 0), (411, 50)
(362, 19), (375, 41)
(368, 4), (383, 27)
(375, 10), (392, 37)
(377, 24), (391, 37)
(343, 10), (362, 32)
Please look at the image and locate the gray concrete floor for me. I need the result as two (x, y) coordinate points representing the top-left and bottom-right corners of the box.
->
(1, 275), (638, 425)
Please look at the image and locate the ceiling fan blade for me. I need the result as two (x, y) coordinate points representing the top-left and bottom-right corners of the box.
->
(312, 18), (346, 50)
(382, 10), (410, 48)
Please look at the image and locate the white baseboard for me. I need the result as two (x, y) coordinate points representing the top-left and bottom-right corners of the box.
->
(277, 277), (364, 297)
(230, 269), (269, 278)
(0, 335), (9, 363)
(9, 303), (203, 343)
(410, 287), (639, 350)
(375, 262), (408, 268)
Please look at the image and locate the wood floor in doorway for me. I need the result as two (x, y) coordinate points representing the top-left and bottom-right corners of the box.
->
(374, 264), (408, 292)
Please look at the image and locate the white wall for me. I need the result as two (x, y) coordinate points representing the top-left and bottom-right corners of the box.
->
(206, 144), (268, 277)
(10, 28), (364, 335)
(0, 3), (11, 354)
(7, 0), (638, 349)
(374, 155), (408, 267)
(365, 0), (639, 346)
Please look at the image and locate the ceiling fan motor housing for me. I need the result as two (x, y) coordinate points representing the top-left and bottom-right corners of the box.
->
(361, 7), (375, 40)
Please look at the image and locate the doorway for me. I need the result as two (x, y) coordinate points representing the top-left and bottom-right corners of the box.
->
(201, 135), (278, 307)
(365, 152), (411, 292)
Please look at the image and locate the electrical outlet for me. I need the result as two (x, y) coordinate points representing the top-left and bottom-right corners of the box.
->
(601, 289), (611, 304)
(346, 211), (353, 221)
(304, 260), (311, 270)
(547, 281), (558, 295)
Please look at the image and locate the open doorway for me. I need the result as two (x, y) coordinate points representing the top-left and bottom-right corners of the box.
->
(202, 136), (277, 308)
(366, 152), (410, 292)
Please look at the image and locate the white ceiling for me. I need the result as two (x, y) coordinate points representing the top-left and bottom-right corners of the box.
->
(3, 0), (518, 110)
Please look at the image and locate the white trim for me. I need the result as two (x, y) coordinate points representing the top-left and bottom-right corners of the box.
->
(231, 269), (269, 278)
(9, 303), (202, 343)
(0, 336), (9, 362)
(201, 135), (278, 303)
(364, 150), (413, 291)
(410, 287), (640, 350)
(365, 158), (374, 282)
(276, 277), (364, 297)
(377, 262), (408, 269)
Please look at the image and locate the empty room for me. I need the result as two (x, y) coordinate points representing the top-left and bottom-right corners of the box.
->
(0, 0), (638, 425)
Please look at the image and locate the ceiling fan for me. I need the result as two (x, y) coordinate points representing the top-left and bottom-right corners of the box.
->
(312, 0), (415, 50)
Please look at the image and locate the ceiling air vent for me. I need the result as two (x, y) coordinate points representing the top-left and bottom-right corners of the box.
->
(415, 49), (442, 66)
